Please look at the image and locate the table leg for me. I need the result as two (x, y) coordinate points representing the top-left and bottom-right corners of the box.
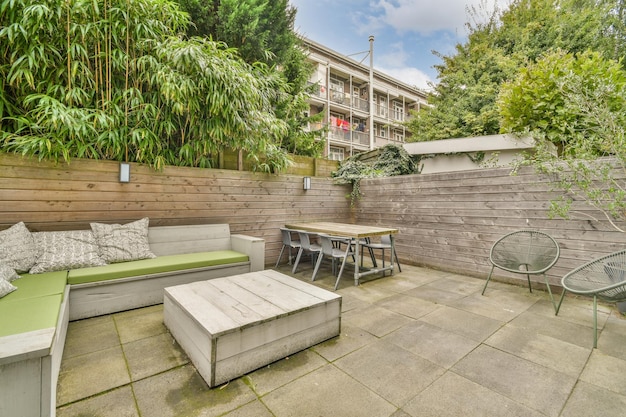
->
(390, 234), (395, 276)
(354, 238), (360, 286)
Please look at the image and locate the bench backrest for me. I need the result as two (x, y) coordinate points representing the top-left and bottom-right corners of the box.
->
(148, 224), (232, 256)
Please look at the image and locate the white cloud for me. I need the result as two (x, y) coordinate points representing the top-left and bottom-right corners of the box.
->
(364, 0), (506, 35)
(377, 65), (434, 90)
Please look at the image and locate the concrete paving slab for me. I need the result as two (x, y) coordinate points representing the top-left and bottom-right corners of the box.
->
(374, 293), (439, 320)
(559, 380), (626, 417)
(339, 292), (371, 313)
(57, 345), (131, 406)
(452, 345), (576, 417)
(530, 298), (607, 329)
(56, 386), (139, 417)
(333, 339), (445, 407)
(361, 272), (433, 293)
(261, 364), (397, 417)
(114, 304), (167, 344)
(485, 324), (591, 377)
(220, 400), (274, 417)
(342, 304), (414, 337)
(478, 287), (541, 312)
(424, 275), (485, 295)
(450, 293), (526, 322)
(311, 323), (378, 362)
(123, 332), (189, 381)
(404, 284), (467, 305)
(510, 310), (601, 349)
(245, 349), (328, 396)
(55, 265), (626, 416)
(402, 371), (544, 417)
(598, 314), (626, 360)
(580, 350), (626, 395)
(133, 365), (256, 417)
(338, 281), (399, 303)
(419, 305), (504, 342)
(62, 315), (119, 359)
(384, 320), (479, 369)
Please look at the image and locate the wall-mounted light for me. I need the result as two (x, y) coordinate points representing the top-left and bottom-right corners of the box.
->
(303, 176), (311, 191)
(119, 162), (130, 183)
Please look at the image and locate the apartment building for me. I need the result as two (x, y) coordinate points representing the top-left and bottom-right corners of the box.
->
(301, 36), (429, 160)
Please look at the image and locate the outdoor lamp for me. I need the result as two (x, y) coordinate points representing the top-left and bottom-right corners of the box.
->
(119, 162), (130, 183)
(303, 176), (311, 190)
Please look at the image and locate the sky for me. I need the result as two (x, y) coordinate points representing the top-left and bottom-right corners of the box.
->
(289, 0), (508, 91)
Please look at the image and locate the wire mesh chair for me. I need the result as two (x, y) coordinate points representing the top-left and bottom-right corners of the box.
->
(556, 249), (626, 348)
(482, 230), (560, 312)
(275, 228), (301, 267)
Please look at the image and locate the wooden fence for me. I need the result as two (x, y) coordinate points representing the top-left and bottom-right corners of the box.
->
(355, 165), (626, 288)
(1, 153), (625, 288)
(0, 154), (352, 267)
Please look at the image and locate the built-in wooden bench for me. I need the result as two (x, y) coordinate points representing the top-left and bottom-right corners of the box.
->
(0, 223), (265, 417)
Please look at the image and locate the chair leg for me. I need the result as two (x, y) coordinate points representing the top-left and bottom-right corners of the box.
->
(275, 245), (286, 268)
(334, 256), (349, 290)
(292, 248), (304, 274)
(311, 253), (324, 282)
(555, 289), (567, 315)
(541, 273), (558, 313)
(394, 250), (402, 272)
(482, 265), (496, 295)
(593, 295), (598, 348)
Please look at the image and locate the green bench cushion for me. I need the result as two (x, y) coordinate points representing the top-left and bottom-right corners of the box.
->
(0, 294), (62, 337)
(68, 250), (249, 285)
(2, 271), (68, 302)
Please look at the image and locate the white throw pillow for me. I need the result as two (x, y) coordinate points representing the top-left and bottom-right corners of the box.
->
(0, 263), (20, 282)
(0, 278), (17, 299)
(90, 218), (156, 263)
(0, 222), (38, 273)
(29, 230), (107, 274)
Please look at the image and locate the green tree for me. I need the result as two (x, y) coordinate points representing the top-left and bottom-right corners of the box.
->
(500, 50), (626, 231)
(407, 0), (621, 142)
(176, 0), (324, 157)
(0, 0), (288, 169)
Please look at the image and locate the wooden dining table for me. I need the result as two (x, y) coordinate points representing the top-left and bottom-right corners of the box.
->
(284, 221), (398, 287)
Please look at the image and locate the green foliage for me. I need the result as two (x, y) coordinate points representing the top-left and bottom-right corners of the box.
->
(332, 144), (420, 205)
(0, 0), (289, 169)
(407, 0), (625, 142)
(175, 0), (323, 157)
(504, 51), (626, 231)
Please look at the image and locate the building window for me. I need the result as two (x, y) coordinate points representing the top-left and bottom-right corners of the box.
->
(393, 130), (404, 142)
(329, 146), (345, 161)
(393, 101), (404, 121)
(330, 77), (345, 104)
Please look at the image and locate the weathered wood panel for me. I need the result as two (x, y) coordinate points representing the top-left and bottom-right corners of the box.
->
(0, 154), (352, 267)
(354, 165), (626, 289)
(2, 153), (626, 290)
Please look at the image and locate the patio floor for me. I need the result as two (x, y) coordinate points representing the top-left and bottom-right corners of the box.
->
(56, 263), (626, 417)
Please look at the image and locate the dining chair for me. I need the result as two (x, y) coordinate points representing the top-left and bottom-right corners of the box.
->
(292, 231), (322, 274)
(275, 228), (301, 267)
(360, 234), (401, 273)
(312, 233), (355, 290)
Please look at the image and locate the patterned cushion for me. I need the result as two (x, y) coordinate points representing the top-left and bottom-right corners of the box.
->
(0, 263), (20, 282)
(90, 218), (156, 263)
(29, 230), (108, 274)
(0, 278), (17, 299)
(0, 222), (38, 273)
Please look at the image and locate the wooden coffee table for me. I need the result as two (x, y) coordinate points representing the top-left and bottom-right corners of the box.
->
(163, 269), (341, 387)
